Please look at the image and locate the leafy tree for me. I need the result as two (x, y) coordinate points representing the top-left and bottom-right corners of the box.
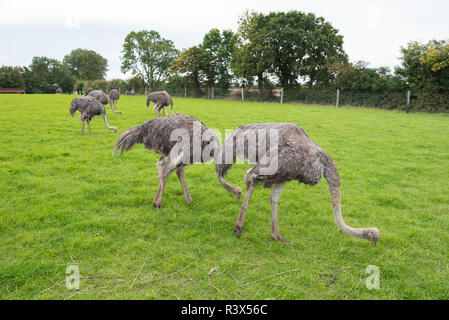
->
(24, 56), (74, 93)
(120, 30), (179, 90)
(236, 11), (346, 88)
(172, 45), (205, 96)
(201, 28), (237, 90)
(396, 40), (449, 93)
(63, 49), (108, 80)
(0, 66), (25, 88)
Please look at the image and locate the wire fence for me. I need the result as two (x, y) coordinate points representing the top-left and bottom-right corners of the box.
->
(117, 86), (449, 114)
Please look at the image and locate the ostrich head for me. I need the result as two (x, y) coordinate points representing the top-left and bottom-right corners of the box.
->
(69, 99), (77, 117)
(362, 228), (381, 246)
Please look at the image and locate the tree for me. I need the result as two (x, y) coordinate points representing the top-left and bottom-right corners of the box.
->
(24, 56), (74, 93)
(63, 49), (108, 80)
(172, 45), (205, 96)
(120, 30), (179, 90)
(396, 40), (449, 93)
(0, 66), (25, 88)
(236, 11), (346, 88)
(201, 28), (237, 91)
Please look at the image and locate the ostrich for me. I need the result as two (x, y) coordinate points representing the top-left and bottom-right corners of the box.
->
(130, 89), (136, 96)
(85, 87), (94, 96)
(70, 97), (117, 135)
(146, 91), (174, 118)
(87, 90), (121, 114)
(125, 90), (130, 95)
(108, 89), (122, 114)
(215, 123), (380, 245)
(114, 114), (219, 208)
(56, 88), (63, 94)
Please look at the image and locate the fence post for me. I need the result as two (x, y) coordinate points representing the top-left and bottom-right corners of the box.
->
(280, 88), (284, 104)
(336, 89), (340, 108)
(406, 90), (411, 114)
(184, 87), (187, 98)
(241, 88), (244, 102)
(212, 86), (215, 99)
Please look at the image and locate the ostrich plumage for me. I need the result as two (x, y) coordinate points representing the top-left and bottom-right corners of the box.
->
(215, 122), (380, 245)
(146, 91), (174, 118)
(108, 89), (122, 114)
(85, 87), (94, 96)
(70, 97), (117, 135)
(114, 114), (219, 208)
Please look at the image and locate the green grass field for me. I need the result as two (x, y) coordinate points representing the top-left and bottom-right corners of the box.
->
(0, 94), (448, 300)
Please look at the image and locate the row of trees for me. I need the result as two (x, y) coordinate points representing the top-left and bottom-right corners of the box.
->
(0, 49), (109, 93)
(120, 11), (449, 96)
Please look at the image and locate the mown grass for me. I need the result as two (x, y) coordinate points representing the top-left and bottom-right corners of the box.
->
(0, 94), (448, 300)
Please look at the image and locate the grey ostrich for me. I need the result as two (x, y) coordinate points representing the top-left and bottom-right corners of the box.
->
(108, 89), (122, 114)
(70, 97), (117, 135)
(130, 89), (136, 96)
(114, 114), (219, 208)
(215, 123), (380, 245)
(146, 91), (174, 118)
(87, 90), (121, 114)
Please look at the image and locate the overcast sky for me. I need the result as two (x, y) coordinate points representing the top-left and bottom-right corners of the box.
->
(0, 0), (448, 79)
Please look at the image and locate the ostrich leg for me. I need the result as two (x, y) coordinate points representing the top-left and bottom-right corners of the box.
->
(270, 182), (292, 243)
(234, 182), (257, 237)
(170, 102), (174, 116)
(153, 156), (177, 208)
(87, 120), (92, 135)
(103, 115), (117, 133)
(163, 106), (169, 117)
(176, 166), (193, 204)
(81, 121), (86, 135)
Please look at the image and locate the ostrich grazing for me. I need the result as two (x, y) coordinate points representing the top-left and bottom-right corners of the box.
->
(108, 89), (122, 114)
(215, 123), (380, 245)
(114, 114), (219, 208)
(146, 91), (174, 118)
(70, 97), (117, 135)
(87, 90), (121, 114)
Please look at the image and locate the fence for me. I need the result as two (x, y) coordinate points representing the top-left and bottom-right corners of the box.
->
(105, 86), (449, 114)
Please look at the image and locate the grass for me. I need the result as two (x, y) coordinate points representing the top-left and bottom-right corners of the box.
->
(0, 94), (448, 300)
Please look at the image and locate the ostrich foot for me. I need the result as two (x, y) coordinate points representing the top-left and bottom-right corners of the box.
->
(271, 233), (294, 244)
(185, 196), (193, 204)
(234, 226), (248, 237)
(153, 201), (162, 209)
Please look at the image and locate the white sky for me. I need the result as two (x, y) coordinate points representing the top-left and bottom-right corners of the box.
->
(0, 0), (448, 79)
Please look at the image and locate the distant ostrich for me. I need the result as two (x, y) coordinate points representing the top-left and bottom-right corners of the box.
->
(216, 123), (380, 245)
(87, 90), (121, 114)
(56, 88), (63, 94)
(70, 97), (117, 135)
(130, 89), (136, 96)
(108, 89), (122, 114)
(146, 91), (174, 118)
(114, 114), (219, 208)
(125, 90), (130, 95)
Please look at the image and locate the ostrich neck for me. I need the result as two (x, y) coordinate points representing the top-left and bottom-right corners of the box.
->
(332, 203), (365, 239)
